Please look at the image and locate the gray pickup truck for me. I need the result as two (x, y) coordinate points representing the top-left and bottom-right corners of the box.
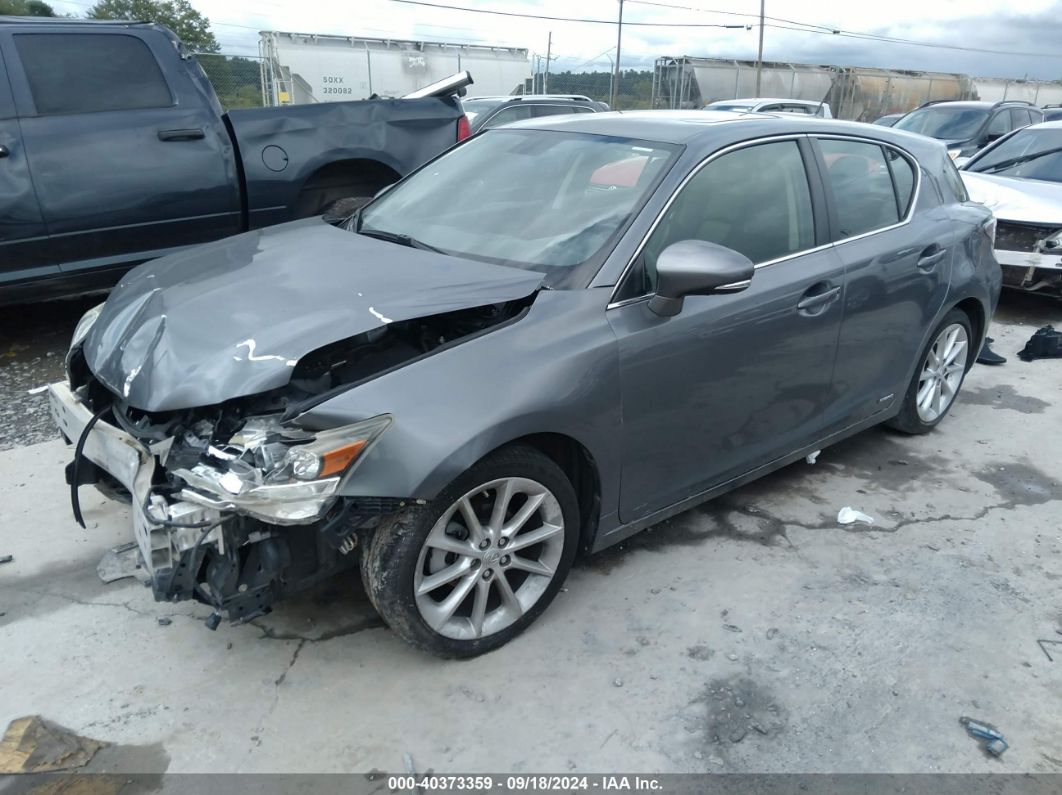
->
(0, 17), (471, 304)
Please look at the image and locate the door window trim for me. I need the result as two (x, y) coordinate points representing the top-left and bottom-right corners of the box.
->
(809, 134), (922, 247)
(608, 134), (830, 308)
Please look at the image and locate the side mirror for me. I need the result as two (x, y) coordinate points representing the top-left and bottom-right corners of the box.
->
(648, 240), (755, 317)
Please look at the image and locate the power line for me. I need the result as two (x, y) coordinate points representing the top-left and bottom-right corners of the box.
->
(628, 0), (1062, 59)
(387, 0), (750, 28)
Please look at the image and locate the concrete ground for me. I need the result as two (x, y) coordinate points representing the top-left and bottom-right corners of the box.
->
(0, 293), (1060, 775)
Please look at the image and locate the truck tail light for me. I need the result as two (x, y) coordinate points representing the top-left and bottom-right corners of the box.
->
(457, 115), (471, 142)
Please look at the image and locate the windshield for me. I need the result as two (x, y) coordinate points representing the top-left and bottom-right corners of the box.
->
(461, 98), (501, 115)
(894, 106), (987, 140)
(357, 129), (679, 286)
(965, 128), (1062, 182)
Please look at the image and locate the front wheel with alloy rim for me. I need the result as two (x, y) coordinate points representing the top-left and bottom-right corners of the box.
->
(361, 445), (579, 657)
(888, 308), (973, 434)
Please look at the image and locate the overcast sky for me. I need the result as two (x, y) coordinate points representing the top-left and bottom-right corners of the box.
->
(52, 0), (1062, 80)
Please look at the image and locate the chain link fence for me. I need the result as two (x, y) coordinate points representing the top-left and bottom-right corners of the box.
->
(194, 53), (267, 110)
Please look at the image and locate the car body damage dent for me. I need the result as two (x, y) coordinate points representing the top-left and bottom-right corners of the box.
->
(82, 218), (544, 412)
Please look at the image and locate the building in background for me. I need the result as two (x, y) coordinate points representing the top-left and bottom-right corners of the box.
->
(258, 32), (530, 105)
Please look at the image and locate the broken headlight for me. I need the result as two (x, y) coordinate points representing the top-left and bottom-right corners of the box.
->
(172, 414), (392, 524)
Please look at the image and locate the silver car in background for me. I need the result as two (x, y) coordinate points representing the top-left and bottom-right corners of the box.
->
(961, 120), (1062, 296)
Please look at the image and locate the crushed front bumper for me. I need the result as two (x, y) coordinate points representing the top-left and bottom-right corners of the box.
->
(48, 381), (225, 602)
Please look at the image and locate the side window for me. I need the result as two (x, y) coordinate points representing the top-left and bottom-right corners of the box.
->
(819, 139), (899, 238)
(884, 147), (916, 217)
(14, 33), (171, 115)
(1009, 108), (1031, 128)
(630, 140), (815, 295)
(987, 111), (1011, 138)
(532, 104), (580, 118)
(482, 105), (533, 129)
(783, 104), (813, 115)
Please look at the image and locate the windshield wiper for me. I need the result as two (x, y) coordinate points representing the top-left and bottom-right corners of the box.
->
(357, 228), (450, 254)
(979, 145), (1062, 174)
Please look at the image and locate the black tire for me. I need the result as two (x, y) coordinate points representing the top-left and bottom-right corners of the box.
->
(294, 182), (373, 219)
(888, 308), (974, 435)
(361, 445), (580, 658)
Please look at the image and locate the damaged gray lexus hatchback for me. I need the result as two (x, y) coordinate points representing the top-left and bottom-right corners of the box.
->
(49, 112), (1000, 657)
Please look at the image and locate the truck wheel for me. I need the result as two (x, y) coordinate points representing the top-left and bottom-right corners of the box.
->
(321, 197), (371, 225)
(888, 308), (973, 434)
(361, 445), (579, 658)
(294, 182), (374, 219)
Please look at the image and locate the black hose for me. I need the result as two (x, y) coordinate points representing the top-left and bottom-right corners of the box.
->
(71, 404), (112, 529)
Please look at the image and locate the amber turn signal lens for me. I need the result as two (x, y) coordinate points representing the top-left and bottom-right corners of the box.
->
(318, 440), (368, 478)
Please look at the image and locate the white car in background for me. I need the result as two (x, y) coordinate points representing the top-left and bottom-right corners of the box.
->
(704, 97), (833, 118)
(961, 121), (1062, 296)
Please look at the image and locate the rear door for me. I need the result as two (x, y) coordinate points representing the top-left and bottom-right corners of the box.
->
(609, 137), (847, 521)
(0, 44), (51, 289)
(2, 29), (242, 278)
(817, 135), (960, 431)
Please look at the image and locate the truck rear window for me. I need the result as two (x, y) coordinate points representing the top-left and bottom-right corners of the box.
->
(15, 33), (172, 116)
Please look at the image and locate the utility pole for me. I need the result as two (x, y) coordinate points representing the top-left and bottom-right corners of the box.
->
(754, 0), (765, 96)
(544, 32), (552, 94)
(611, 0), (624, 109)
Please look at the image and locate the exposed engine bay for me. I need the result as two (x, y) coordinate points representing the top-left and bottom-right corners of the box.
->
(58, 296), (534, 627)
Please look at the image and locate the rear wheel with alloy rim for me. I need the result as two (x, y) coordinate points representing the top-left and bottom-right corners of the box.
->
(889, 308), (973, 434)
(361, 445), (579, 657)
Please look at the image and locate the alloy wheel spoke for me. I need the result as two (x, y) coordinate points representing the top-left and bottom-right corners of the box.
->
(502, 492), (546, 536)
(416, 559), (472, 596)
(425, 530), (477, 558)
(918, 380), (937, 412)
(495, 571), (523, 617)
(489, 479), (515, 533)
(469, 578), (491, 637)
(943, 338), (967, 366)
(458, 496), (487, 545)
(507, 522), (563, 552)
(422, 572), (478, 630)
(507, 555), (554, 578)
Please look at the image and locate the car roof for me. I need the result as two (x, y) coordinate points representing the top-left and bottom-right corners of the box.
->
(915, 101), (1031, 110)
(712, 98), (822, 106)
(504, 110), (943, 154)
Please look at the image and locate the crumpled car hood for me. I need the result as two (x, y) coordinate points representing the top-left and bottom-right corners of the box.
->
(960, 171), (1062, 226)
(83, 218), (544, 412)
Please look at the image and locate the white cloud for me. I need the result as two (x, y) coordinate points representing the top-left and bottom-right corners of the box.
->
(49, 0), (1062, 78)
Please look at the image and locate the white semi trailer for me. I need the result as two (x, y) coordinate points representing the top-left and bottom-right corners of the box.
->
(259, 31), (530, 105)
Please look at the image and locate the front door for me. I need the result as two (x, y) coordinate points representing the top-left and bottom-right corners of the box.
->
(608, 138), (846, 522)
(2, 30), (242, 279)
